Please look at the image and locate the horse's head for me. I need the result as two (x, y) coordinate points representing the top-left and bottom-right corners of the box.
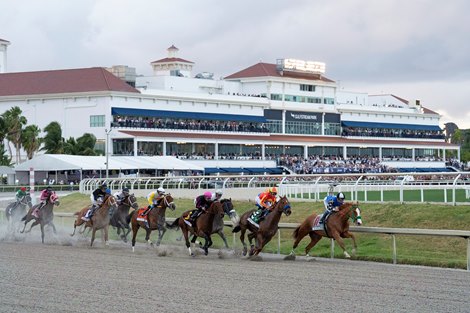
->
(221, 198), (240, 225)
(275, 196), (291, 216)
(105, 194), (118, 211)
(162, 194), (176, 211)
(209, 201), (224, 218)
(22, 194), (33, 209)
(125, 194), (139, 210)
(50, 193), (60, 206)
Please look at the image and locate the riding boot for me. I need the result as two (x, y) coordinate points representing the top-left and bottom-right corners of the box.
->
(320, 210), (329, 225)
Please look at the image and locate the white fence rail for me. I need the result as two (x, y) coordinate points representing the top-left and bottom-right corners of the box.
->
(50, 213), (470, 271)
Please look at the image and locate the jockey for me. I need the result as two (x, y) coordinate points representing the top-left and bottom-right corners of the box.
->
(187, 191), (213, 224)
(82, 183), (107, 221)
(15, 187), (27, 203)
(249, 187), (278, 224)
(142, 187), (166, 215)
(114, 187), (130, 205)
(320, 192), (345, 225)
(32, 186), (54, 218)
(212, 189), (223, 201)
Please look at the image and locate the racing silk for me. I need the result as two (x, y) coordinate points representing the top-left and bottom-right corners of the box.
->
(256, 191), (277, 210)
(91, 188), (107, 204)
(16, 190), (26, 201)
(194, 195), (211, 210)
(147, 191), (164, 206)
(323, 195), (342, 210)
(40, 189), (52, 202)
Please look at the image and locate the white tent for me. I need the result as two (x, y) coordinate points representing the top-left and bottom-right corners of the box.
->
(14, 154), (204, 172)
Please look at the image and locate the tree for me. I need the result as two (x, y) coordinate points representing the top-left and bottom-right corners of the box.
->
(21, 125), (42, 160)
(2, 106), (27, 163)
(63, 137), (78, 155)
(76, 133), (97, 156)
(0, 143), (12, 166)
(42, 122), (64, 154)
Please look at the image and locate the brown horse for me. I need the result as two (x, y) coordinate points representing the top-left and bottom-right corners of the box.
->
(130, 194), (176, 252)
(286, 202), (362, 260)
(70, 194), (118, 247)
(234, 196), (292, 258)
(110, 193), (139, 242)
(20, 193), (60, 244)
(167, 200), (224, 256)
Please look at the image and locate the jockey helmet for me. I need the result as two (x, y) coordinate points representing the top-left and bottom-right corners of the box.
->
(46, 186), (52, 191)
(100, 183), (107, 189)
(337, 192), (345, 201)
(215, 189), (223, 196)
(20, 187), (27, 192)
(203, 191), (212, 199)
(157, 187), (165, 194)
(123, 187), (129, 194)
(269, 187), (278, 195)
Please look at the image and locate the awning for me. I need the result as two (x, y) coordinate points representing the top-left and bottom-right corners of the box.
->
(112, 107), (266, 123)
(341, 121), (441, 131)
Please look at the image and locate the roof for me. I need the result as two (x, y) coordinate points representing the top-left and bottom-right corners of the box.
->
(150, 57), (194, 64)
(0, 67), (140, 97)
(0, 166), (15, 175)
(224, 62), (335, 83)
(0, 38), (10, 43)
(14, 154), (203, 172)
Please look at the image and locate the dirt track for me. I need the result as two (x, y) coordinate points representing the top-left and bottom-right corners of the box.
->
(1, 226), (470, 313)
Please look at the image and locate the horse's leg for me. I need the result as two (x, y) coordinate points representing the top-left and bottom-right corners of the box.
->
(290, 224), (310, 256)
(331, 231), (350, 258)
(40, 223), (45, 244)
(90, 228), (97, 247)
(131, 222), (139, 252)
(342, 231), (357, 257)
(305, 232), (322, 257)
(218, 229), (229, 249)
(253, 234), (265, 256)
(20, 216), (32, 233)
(247, 232), (256, 256)
(182, 227), (193, 256)
(50, 222), (57, 235)
(240, 228), (248, 256)
(26, 219), (40, 233)
(203, 233), (212, 255)
(156, 227), (166, 246)
(104, 226), (109, 246)
(145, 229), (153, 248)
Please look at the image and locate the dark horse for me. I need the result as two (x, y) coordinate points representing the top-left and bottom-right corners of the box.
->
(286, 202), (362, 260)
(5, 194), (33, 227)
(179, 198), (240, 249)
(20, 193), (60, 244)
(167, 200), (224, 256)
(233, 196), (291, 258)
(130, 194), (176, 252)
(110, 193), (139, 242)
(70, 194), (118, 247)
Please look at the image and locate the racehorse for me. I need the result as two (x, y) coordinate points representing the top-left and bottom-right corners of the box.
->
(5, 194), (33, 227)
(20, 193), (60, 244)
(70, 194), (118, 247)
(110, 193), (139, 242)
(130, 194), (176, 251)
(178, 198), (239, 249)
(286, 201), (362, 260)
(233, 196), (291, 258)
(167, 200), (224, 256)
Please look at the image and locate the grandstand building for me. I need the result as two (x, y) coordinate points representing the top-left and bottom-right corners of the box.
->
(0, 43), (460, 174)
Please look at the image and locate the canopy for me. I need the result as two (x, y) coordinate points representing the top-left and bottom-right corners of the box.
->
(14, 154), (204, 172)
(0, 166), (15, 175)
(341, 121), (441, 131)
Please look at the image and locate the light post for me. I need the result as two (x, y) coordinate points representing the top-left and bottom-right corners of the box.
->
(105, 128), (112, 179)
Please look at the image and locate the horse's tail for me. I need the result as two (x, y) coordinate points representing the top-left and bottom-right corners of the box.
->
(232, 225), (241, 233)
(166, 218), (180, 230)
(126, 210), (135, 224)
(292, 225), (301, 239)
(21, 214), (27, 221)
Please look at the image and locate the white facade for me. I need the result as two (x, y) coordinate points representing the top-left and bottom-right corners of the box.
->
(0, 39), (9, 73)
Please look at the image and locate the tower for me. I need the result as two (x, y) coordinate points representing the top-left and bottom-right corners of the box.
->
(0, 38), (10, 73)
(150, 45), (194, 77)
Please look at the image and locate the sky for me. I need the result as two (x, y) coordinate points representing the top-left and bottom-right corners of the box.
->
(1, 0), (469, 128)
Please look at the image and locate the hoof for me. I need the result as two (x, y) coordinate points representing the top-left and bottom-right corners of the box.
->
(284, 254), (296, 261)
(249, 255), (263, 262)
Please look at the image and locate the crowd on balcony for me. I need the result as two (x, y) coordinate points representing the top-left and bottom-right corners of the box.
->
(112, 116), (270, 133)
(342, 127), (445, 139)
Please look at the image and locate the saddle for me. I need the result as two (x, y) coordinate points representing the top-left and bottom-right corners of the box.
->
(311, 213), (332, 237)
(136, 208), (149, 222)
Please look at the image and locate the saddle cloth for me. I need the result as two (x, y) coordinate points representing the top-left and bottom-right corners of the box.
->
(136, 208), (148, 222)
(311, 214), (325, 231)
(247, 211), (260, 228)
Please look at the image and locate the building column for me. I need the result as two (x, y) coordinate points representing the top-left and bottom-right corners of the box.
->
(162, 141), (167, 156)
(215, 142), (219, 160)
(262, 143), (265, 160)
(282, 110), (286, 134)
(412, 148), (415, 161)
(379, 147), (382, 161)
(321, 113), (325, 136)
(443, 149), (446, 162)
(133, 139), (138, 156)
(304, 145), (308, 160)
(343, 146), (347, 160)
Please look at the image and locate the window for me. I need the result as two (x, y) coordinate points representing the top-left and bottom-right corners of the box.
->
(300, 84), (315, 92)
(90, 115), (105, 127)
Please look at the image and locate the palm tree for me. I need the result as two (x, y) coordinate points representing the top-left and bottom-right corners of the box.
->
(76, 133), (97, 156)
(2, 106), (27, 163)
(21, 125), (42, 159)
(42, 121), (64, 154)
